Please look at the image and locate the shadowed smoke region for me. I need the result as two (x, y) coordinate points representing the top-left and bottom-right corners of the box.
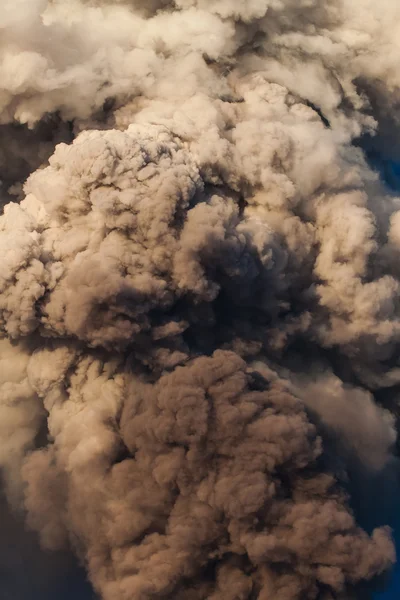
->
(2, 1), (400, 599)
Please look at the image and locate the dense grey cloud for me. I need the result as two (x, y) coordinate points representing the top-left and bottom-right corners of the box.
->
(0, 0), (400, 599)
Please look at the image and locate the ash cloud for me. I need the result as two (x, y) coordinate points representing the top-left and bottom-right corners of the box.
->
(1, 0), (400, 599)
(20, 349), (395, 599)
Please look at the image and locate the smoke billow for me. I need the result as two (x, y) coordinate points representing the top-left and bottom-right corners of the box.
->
(2, 0), (400, 598)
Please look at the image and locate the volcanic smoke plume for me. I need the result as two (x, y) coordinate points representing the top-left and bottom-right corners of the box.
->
(2, 1), (400, 599)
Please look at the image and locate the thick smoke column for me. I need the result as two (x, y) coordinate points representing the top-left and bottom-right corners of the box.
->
(1, 0), (400, 599)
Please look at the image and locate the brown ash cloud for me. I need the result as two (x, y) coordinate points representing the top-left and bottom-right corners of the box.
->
(1, 1), (400, 599)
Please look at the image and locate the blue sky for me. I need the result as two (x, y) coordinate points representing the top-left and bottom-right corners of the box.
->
(373, 158), (400, 599)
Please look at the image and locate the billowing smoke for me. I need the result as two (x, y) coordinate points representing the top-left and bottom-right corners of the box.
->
(2, 1), (400, 599)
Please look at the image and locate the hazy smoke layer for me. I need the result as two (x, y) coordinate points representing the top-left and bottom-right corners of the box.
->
(1, 0), (400, 599)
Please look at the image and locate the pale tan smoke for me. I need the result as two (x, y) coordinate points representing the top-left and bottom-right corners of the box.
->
(0, 0), (400, 599)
